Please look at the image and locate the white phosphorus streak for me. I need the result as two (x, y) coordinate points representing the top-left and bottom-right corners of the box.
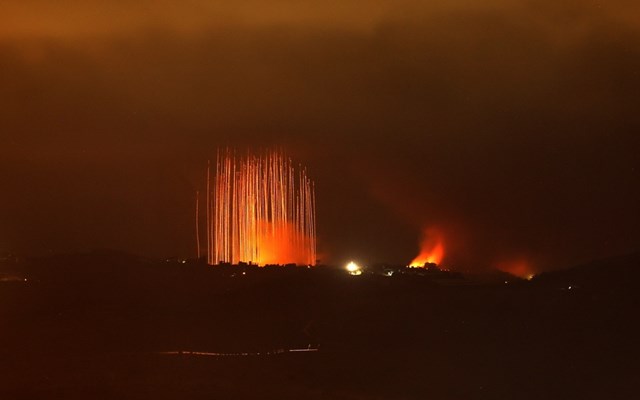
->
(206, 150), (316, 266)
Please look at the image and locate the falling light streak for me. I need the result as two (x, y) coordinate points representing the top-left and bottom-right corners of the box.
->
(206, 149), (316, 266)
(206, 160), (211, 262)
(195, 190), (201, 259)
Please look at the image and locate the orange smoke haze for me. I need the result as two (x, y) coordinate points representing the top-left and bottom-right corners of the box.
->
(496, 259), (534, 279)
(409, 228), (445, 267)
(255, 222), (315, 265)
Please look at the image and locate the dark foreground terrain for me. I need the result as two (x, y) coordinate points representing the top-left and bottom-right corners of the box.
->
(1, 252), (638, 399)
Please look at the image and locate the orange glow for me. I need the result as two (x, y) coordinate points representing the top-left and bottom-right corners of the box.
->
(206, 150), (316, 266)
(409, 228), (444, 267)
(496, 259), (534, 279)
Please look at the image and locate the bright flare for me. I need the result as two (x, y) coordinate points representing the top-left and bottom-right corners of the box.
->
(206, 149), (316, 266)
(346, 261), (362, 275)
(346, 261), (359, 272)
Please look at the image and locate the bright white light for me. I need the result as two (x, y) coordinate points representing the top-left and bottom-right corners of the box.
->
(346, 261), (362, 275)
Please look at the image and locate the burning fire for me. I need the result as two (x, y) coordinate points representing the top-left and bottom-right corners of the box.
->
(205, 150), (316, 266)
(409, 228), (444, 267)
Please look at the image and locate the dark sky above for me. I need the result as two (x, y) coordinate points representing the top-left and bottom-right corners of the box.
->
(2, 1), (639, 273)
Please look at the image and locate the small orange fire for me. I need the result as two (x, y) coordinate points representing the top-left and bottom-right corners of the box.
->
(409, 228), (444, 267)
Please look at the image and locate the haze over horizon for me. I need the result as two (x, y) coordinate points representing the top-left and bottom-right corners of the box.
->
(2, 1), (639, 273)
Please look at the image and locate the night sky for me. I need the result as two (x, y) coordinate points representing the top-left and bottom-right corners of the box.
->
(2, 1), (639, 273)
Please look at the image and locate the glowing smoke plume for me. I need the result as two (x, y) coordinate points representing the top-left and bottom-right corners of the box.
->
(409, 228), (444, 267)
(206, 150), (316, 266)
